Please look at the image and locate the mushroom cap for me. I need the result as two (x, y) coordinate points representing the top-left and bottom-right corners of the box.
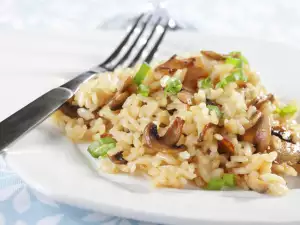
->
(240, 115), (271, 153)
(143, 117), (186, 153)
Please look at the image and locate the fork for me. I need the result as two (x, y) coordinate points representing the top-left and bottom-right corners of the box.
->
(0, 13), (169, 151)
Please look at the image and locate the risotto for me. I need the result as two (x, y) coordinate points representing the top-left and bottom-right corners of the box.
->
(52, 50), (300, 196)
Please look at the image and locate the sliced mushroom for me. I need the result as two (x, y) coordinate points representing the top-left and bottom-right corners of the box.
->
(160, 117), (184, 146)
(109, 91), (130, 111)
(244, 111), (262, 130)
(270, 136), (300, 165)
(177, 90), (194, 105)
(155, 55), (209, 93)
(255, 115), (271, 152)
(109, 151), (128, 165)
(247, 94), (274, 110)
(271, 126), (294, 143)
(109, 76), (136, 111)
(59, 102), (79, 118)
(218, 137), (235, 155)
(240, 115), (271, 153)
(201, 50), (226, 61)
(143, 117), (186, 153)
(155, 55), (195, 75)
(206, 99), (220, 107)
(198, 123), (216, 142)
(182, 66), (209, 93)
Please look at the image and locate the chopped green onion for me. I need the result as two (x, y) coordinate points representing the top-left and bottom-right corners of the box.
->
(207, 105), (222, 118)
(216, 69), (247, 89)
(206, 178), (224, 190)
(223, 174), (236, 187)
(276, 104), (298, 117)
(206, 174), (236, 190)
(229, 51), (249, 65)
(134, 63), (151, 85)
(198, 77), (212, 89)
(138, 84), (150, 97)
(88, 137), (116, 158)
(225, 57), (242, 68)
(165, 77), (182, 94)
(99, 137), (116, 145)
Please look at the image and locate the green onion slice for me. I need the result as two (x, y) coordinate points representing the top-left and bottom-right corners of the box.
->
(138, 84), (150, 97)
(206, 174), (236, 190)
(206, 178), (225, 190)
(207, 104), (222, 118)
(216, 69), (247, 89)
(134, 63), (151, 85)
(165, 77), (182, 94)
(229, 51), (249, 65)
(225, 57), (242, 68)
(276, 104), (298, 117)
(198, 77), (212, 89)
(88, 137), (116, 158)
(223, 173), (236, 187)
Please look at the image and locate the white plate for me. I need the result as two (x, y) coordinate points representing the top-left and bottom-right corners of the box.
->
(2, 30), (300, 225)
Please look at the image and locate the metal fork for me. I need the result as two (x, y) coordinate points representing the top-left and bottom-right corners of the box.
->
(0, 13), (169, 151)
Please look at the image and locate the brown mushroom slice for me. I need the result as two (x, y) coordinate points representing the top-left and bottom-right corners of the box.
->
(109, 151), (128, 165)
(244, 111), (262, 130)
(118, 76), (137, 93)
(198, 123), (216, 142)
(270, 136), (300, 165)
(218, 137), (235, 154)
(155, 55), (195, 75)
(177, 90), (194, 105)
(271, 126), (294, 143)
(109, 91), (130, 111)
(240, 115), (271, 153)
(255, 115), (271, 153)
(201, 50), (226, 61)
(160, 117), (184, 146)
(143, 119), (186, 153)
(247, 94), (274, 109)
(108, 76), (138, 111)
(59, 102), (79, 118)
(182, 66), (209, 93)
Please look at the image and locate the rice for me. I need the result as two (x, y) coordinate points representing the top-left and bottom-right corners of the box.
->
(52, 50), (300, 196)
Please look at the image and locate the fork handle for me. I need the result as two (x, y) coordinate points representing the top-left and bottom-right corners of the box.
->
(0, 87), (73, 151)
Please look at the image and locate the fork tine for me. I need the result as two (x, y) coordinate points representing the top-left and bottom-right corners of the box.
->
(107, 14), (153, 70)
(99, 13), (144, 67)
(144, 21), (169, 64)
(128, 17), (162, 68)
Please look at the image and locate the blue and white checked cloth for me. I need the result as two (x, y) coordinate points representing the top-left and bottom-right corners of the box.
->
(0, 157), (158, 225)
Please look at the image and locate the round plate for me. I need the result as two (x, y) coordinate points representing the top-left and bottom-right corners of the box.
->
(2, 31), (300, 225)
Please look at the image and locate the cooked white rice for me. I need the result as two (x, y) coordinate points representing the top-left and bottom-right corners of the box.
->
(52, 50), (300, 196)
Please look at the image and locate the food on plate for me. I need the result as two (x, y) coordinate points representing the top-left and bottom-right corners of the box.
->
(52, 50), (300, 195)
